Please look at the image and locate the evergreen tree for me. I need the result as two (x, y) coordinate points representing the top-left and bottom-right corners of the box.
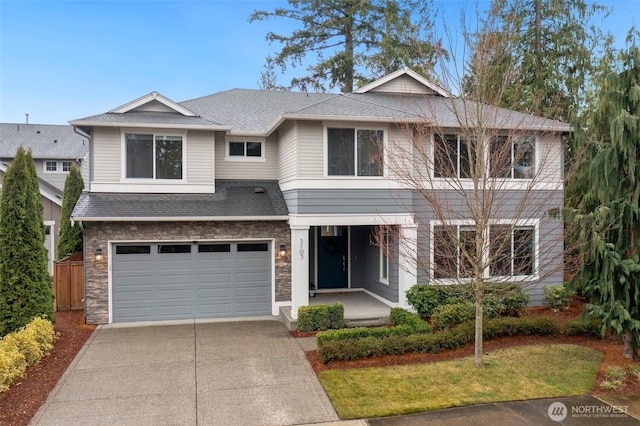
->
(571, 38), (640, 359)
(250, 0), (440, 93)
(0, 147), (54, 336)
(56, 165), (85, 259)
(464, 0), (611, 123)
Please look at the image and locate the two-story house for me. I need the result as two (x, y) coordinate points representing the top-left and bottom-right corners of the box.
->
(0, 123), (89, 273)
(69, 68), (569, 325)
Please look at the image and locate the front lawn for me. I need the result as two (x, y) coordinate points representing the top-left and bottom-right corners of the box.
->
(319, 344), (602, 419)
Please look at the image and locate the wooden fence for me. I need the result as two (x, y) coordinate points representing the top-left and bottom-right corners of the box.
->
(53, 252), (84, 311)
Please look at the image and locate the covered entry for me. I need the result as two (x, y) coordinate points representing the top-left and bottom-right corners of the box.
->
(112, 241), (272, 322)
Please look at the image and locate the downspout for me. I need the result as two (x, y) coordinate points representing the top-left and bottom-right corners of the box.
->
(73, 126), (92, 192)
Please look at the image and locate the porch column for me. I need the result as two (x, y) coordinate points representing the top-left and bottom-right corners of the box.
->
(290, 225), (310, 319)
(398, 224), (418, 309)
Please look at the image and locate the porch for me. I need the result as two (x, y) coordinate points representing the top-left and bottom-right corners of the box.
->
(279, 290), (392, 331)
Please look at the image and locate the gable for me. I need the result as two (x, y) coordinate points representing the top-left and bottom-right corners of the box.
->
(354, 67), (450, 97)
(109, 91), (198, 117)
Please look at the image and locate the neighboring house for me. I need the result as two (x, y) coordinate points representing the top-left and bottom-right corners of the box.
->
(69, 68), (570, 325)
(0, 123), (89, 273)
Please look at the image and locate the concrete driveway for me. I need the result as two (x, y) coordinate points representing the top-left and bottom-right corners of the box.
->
(31, 320), (339, 426)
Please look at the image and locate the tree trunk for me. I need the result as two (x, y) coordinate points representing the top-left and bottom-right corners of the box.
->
(623, 332), (639, 360)
(475, 298), (484, 367)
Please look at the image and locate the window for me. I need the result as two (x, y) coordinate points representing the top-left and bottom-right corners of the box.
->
(327, 128), (383, 176)
(62, 161), (73, 172)
(434, 134), (474, 178)
(433, 223), (536, 279)
(158, 244), (191, 254)
(45, 161), (57, 172)
(125, 133), (183, 179)
(227, 141), (263, 159)
(198, 244), (231, 253)
(379, 231), (390, 284)
(433, 225), (477, 278)
(490, 135), (535, 179)
(237, 243), (269, 252)
(115, 245), (151, 255)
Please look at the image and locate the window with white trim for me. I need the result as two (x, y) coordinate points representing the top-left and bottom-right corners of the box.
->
(327, 127), (384, 176)
(227, 140), (264, 160)
(62, 161), (73, 172)
(379, 231), (390, 284)
(432, 223), (536, 279)
(433, 134), (475, 178)
(125, 133), (183, 179)
(490, 135), (536, 179)
(44, 161), (57, 172)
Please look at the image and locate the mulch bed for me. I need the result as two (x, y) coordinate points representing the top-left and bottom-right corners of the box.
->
(0, 310), (96, 426)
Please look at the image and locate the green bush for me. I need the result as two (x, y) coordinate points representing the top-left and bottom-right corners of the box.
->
(389, 308), (432, 333)
(432, 302), (476, 331)
(564, 317), (602, 338)
(405, 285), (441, 319)
(297, 303), (344, 332)
(317, 316), (559, 363)
(0, 317), (56, 392)
(543, 285), (574, 312)
(405, 283), (530, 320)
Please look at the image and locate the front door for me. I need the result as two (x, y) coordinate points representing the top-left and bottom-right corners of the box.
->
(317, 226), (348, 289)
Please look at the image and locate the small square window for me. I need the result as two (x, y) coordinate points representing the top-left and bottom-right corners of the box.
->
(229, 142), (245, 156)
(246, 142), (262, 157)
(45, 161), (57, 172)
(62, 161), (72, 172)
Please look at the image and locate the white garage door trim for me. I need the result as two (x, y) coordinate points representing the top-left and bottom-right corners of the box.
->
(108, 238), (275, 324)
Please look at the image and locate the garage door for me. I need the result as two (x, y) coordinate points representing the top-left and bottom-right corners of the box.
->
(112, 242), (271, 322)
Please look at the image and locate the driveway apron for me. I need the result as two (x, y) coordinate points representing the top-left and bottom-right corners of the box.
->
(30, 320), (338, 426)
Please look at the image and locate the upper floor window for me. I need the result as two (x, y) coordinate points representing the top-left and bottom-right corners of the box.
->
(62, 161), (73, 172)
(490, 135), (536, 179)
(125, 133), (183, 180)
(327, 128), (383, 176)
(226, 140), (264, 161)
(434, 134), (474, 178)
(45, 161), (57, 172)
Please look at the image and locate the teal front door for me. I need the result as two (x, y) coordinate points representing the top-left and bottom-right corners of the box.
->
(317, 226), (348, 289)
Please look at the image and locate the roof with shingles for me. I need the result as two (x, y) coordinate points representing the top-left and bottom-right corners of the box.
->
(0, 123), (89, 159)
(71, 180), (289, 220)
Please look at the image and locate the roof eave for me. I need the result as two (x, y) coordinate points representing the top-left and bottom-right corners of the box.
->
(71, 215), (290, 222)
(68, 120), (231, 131)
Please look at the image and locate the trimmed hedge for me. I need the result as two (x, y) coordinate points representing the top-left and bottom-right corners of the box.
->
(564, 317), (602, 338)
(1, 317), (56, 392)
(316, 308), (432, 347)
(431, 302), (476, 331)
(297, 303), (344, 332)
(317, 316), (559, 364)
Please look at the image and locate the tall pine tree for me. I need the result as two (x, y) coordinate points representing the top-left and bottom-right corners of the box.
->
(0, 147), (54, 335)
(57, 165), (85, 259)
(571, 39), (640, 358)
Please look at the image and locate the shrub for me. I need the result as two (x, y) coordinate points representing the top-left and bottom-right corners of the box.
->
(405, 285), (440, 319)
(500, 290), (530, 316)
(600, 380), (624, 391)
(0, 317), (56, 392)
(564, 317), (602, 338)
(297, 303), (344, 332)
(605, 366), (627, 381)
(543, 285), (574, 312)
(317, 316), (559, 363)
(389, 308), (432, 333)
(432, 302), (475, 331)
(627, 365), (640, 382)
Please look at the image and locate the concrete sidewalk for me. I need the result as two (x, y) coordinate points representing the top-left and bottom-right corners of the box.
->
(31, 320), (338, 426)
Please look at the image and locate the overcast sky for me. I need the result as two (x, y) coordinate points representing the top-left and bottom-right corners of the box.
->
(0, 0), (637, 125)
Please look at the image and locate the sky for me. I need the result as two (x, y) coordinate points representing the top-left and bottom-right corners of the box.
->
(0, 0), (637, 125)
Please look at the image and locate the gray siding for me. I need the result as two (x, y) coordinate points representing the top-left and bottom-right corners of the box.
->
(413, 189), (564, 305)
(350, 226), (398, 302)
(283, 189), (413, 215)
(278, 121), (298, 182)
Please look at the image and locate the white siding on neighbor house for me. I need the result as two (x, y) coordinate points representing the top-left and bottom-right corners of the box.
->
(368, 74), (438, 95)
(92, 127), (121, 182)
(278, 121), (298, 183)
(186, 130), (214, 184)
(298, 121), (324, 178)
(214, 133), (279, 180)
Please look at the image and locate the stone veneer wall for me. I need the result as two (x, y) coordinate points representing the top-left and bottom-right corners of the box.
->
(84, 220), (291, 324)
